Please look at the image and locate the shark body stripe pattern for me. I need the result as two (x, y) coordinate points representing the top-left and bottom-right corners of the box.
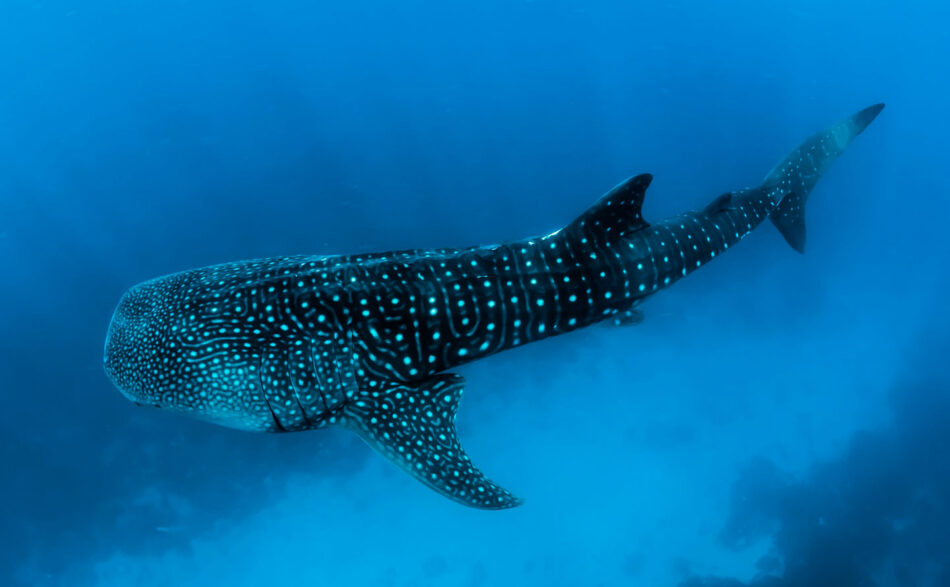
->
(104, 103), (883, 509)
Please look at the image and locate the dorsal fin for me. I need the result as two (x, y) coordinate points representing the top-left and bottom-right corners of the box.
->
(703, 192), (733, 215)
(566, 173), (652, 240)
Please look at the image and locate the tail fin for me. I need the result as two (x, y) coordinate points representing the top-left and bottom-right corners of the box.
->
(763, 103), (884, 252)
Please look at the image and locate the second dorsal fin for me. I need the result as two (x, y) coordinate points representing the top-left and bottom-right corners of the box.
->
(703, 192), (733, 214)
(566, 173), (652, 240)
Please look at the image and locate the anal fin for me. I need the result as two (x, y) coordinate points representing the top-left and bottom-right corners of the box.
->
(602, 299), (645, 327)
(610, 307), (644, 326)
(343, 374), (522, 510)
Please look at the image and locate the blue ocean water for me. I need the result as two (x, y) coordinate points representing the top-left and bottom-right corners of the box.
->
(1, 0), (948, 585)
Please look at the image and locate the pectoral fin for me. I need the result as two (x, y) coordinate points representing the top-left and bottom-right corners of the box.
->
(343, 373), (522, 510)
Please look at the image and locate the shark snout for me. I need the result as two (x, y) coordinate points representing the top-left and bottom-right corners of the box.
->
(104, 287), (140, 396)
(103, 282), (171, 403)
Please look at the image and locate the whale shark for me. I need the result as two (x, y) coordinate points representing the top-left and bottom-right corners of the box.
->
(104, 103), (883, 509)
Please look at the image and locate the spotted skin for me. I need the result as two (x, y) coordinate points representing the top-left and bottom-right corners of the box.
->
(104, 104), (883, 509)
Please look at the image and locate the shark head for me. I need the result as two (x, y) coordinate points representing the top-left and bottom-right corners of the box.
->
(103, 271), (272, 431)
(104, 276), (182, 409)
(103, 272), (274, 430)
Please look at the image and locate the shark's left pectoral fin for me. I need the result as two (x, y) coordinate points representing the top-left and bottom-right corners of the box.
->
(343, 373), (522, 510)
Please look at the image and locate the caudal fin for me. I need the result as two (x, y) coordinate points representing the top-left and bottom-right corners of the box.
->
(763, 103), (884, 253)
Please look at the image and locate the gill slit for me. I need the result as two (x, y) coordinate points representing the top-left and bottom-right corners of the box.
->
(286, 349), (311, 428)
(259, 353), (286, 432)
